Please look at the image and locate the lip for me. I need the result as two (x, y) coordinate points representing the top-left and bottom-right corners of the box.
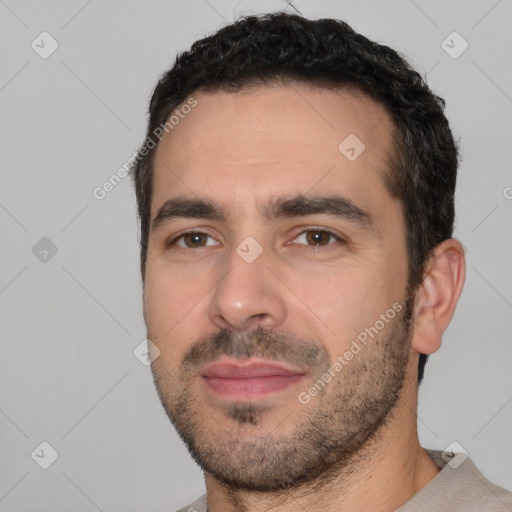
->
(201, 358), (306, 378)
(200, 358), (307, 400)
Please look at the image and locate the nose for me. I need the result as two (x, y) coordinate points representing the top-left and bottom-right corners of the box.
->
(207, 244), (287, 332)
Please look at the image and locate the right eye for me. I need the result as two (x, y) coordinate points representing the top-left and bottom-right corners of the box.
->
(168, 231), (220, 249)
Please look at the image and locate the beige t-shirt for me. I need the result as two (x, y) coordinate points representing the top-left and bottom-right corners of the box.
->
(176, 449), (512, 511)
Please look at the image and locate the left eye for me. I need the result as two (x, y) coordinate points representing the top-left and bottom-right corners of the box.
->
(293, 230), (343, 246)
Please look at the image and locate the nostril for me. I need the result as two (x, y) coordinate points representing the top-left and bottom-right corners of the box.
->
(243, 314), (267, 330)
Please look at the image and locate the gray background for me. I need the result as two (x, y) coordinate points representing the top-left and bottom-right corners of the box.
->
(1, 0), (511, 510)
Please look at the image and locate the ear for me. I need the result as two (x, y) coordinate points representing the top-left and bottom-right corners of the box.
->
(410, 238), (466, 355)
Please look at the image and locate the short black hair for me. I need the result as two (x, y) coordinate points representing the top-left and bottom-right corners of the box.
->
(130, 12), (459, 385)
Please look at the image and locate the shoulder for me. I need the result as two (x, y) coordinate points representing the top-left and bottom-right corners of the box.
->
(175, 493), (207, 512)
(399, 449), (512, 511)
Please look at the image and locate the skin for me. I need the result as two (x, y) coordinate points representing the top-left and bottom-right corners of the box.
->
(143, 83), (466, 511)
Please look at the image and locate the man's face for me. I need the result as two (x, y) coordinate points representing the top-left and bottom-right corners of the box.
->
(144, 84), (416, 491)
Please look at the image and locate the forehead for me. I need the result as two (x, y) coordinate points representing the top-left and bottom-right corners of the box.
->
(151, 84), (396, 219)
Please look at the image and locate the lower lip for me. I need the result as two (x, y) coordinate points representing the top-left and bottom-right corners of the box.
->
(202, 375), (305, 400)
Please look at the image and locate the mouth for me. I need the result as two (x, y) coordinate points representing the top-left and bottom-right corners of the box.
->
(200, 357), (307, 400)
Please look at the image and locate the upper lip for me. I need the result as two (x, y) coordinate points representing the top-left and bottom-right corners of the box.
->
(201, 358), (307, 378)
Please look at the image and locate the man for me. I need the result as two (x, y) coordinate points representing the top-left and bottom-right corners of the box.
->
(130, 12), (512, 512)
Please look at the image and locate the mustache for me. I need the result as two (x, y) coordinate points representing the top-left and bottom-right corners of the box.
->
(180, 326), (330, 377)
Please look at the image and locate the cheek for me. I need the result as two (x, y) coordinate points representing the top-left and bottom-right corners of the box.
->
(298, 262), (400, 350)
(143, 265), (206, 354)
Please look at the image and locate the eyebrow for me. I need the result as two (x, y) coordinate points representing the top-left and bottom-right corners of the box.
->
(151, 194), (377, 235)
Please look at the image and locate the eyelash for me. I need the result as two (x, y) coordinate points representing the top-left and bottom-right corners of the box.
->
(167, 228), (346, 250)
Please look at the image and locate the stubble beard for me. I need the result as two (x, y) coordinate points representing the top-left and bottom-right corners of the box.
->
(151, 297), (414, 492)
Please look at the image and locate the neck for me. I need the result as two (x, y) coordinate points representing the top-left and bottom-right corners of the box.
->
(204, 376), (440, 512)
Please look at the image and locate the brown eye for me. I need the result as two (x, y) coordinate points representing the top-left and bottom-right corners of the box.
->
(294, 229), (342, 247)
(169, 232), (219, 249)
(305, 231), (333, 246)
(183, 233), (208, 247)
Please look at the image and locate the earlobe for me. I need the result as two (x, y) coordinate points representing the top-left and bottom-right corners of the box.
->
(411, 238), (466, 355)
